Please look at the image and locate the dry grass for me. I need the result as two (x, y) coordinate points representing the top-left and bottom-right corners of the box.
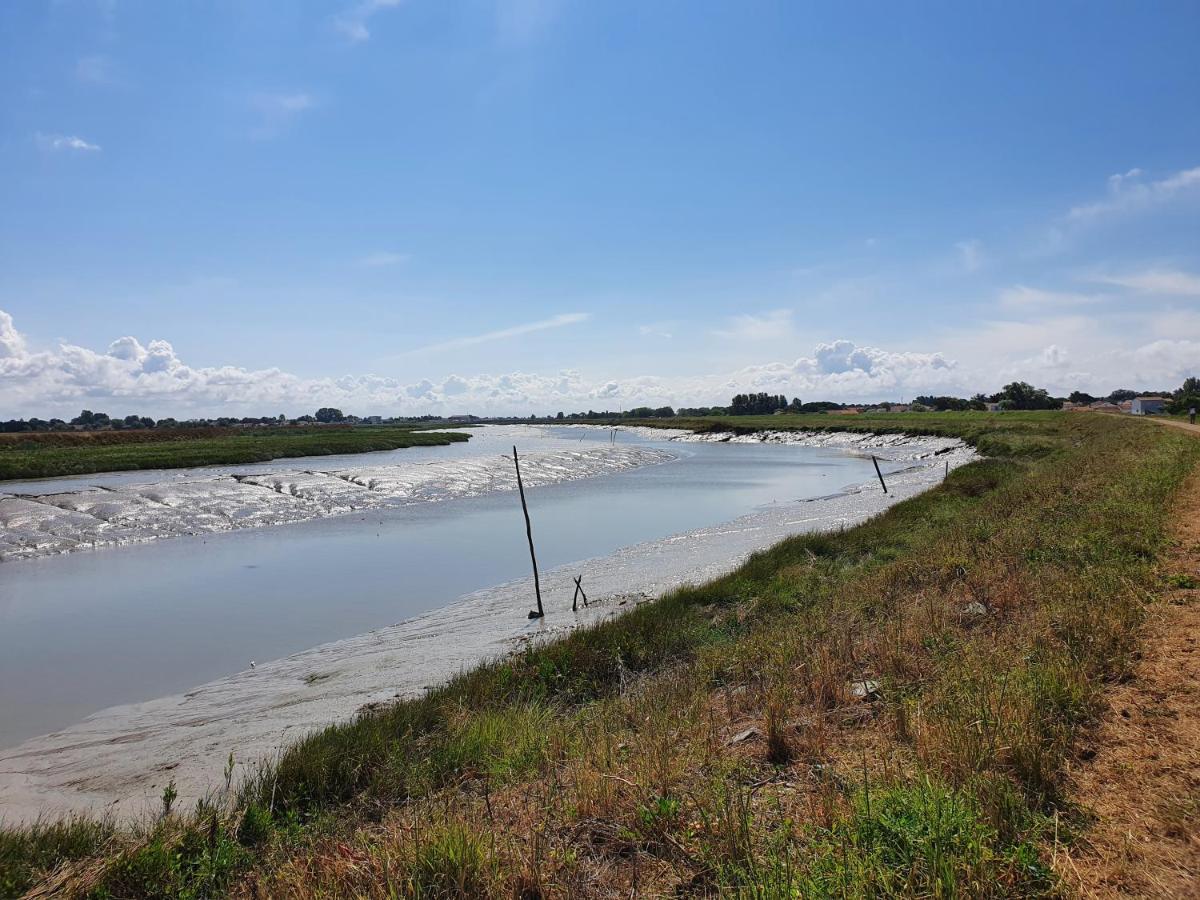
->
(1057, 464), (1200, 898)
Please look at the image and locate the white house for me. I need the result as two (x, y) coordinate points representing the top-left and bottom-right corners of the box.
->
(1131, 396), (1166, 415)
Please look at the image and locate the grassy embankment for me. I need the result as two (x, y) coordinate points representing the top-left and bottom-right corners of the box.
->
(0, 426), (471, 482)
(3, 412), (1198, 897)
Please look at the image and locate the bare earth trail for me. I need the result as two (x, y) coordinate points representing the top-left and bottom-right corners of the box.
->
(1060, 416), (1200, 897)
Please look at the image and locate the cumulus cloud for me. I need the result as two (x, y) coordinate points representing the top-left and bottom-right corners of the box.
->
(36, 133), (101, 153)
(0, 309), (1192, 420)
(0, 311), (28, 359)
(0, 308), (954, 417)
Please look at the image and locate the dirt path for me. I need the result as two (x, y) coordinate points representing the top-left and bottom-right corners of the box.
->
(1058, 440), (1200, 897)
(1148, 416), (1200, 436)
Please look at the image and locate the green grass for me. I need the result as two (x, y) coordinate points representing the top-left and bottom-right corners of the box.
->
(0, 818), (114, 898)
(641, 409), (1074, 458)
(3, 412), (1196, 897)
(0, 425), (471, 481)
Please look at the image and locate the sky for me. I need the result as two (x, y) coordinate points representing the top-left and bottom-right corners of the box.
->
(1, 0), (1198, 418)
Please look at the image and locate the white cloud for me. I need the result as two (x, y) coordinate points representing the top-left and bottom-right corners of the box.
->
(334, 0), (404, 43)
(249, 92), (315, 139)
(1, 309), (1194, 419)
(36, 132), (101, 153)
(1091, 268), (1200, 297)
(998, 285), (1102, 309)
(1066, 164), (1200, 223)
(712, 309), (795, 341)
(358, 251), (409, 268)
(0, 311), (28, 359)
(407, 312), (590, 354)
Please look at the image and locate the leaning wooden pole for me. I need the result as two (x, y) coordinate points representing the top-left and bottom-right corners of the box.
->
(513, 445), (544, 619)
(871, 455), (888, 494)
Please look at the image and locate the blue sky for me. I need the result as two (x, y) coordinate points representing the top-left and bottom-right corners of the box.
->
(1, 0), (1198, 417)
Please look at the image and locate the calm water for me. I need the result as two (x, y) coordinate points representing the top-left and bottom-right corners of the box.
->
(0, 426), (881, 748)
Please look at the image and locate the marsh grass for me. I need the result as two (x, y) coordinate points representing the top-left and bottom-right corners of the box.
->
(4, 412), (1197, 897)
(0, 425), (470, 481)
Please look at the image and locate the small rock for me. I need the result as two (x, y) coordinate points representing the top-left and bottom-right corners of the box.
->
(962, 601), (988, 619)
(849, 679), (880, 701)
(726, 727), (760, 746)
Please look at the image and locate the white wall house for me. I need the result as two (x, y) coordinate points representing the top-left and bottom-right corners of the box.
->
(1131, 396), (1166, 415)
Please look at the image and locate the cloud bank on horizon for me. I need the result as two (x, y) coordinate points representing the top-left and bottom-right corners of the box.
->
(1, 302), (1195, 419)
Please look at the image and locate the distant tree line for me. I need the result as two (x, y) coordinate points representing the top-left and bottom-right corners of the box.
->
(0, 408), (392, 433)
(5, 378), (1197, 434)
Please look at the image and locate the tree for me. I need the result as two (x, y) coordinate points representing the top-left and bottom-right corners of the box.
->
(314, 407), (344, 423)
(71, 409), (112, 429)
(729, 393), (790, 416)
(1107, 389), (1137, 403)
(1067, 391), (1096, 405)
(914, 395), (973, 412)
(994, 382), (1061, 411)
(1169, 376), (1200, 415)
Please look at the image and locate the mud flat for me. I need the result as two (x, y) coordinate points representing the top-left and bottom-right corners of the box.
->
(0, 428), (975, 824)
(0, 444), (671, 563)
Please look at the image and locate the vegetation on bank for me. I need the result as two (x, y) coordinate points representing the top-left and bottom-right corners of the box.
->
(0, 425), (471, 482)
(2, 412), (1197, 898)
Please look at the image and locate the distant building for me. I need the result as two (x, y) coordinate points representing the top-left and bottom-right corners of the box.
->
(1119, 400), (1134, 413)
(1089, 401), (1121, 412)
(362, 416), (383, 424)
(447, 414), (479, 422)
(1131, 396), (1166, 415)
(984, 402), (1003, 412)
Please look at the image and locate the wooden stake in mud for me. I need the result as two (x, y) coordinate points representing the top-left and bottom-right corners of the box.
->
(871, 455), (888, 494)
(513, 446), (544, 619)
(572, 575), (589, 612)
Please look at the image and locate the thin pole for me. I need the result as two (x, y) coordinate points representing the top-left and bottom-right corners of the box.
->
(513, 446), (544, 619)
(871, 455), (888, 494)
